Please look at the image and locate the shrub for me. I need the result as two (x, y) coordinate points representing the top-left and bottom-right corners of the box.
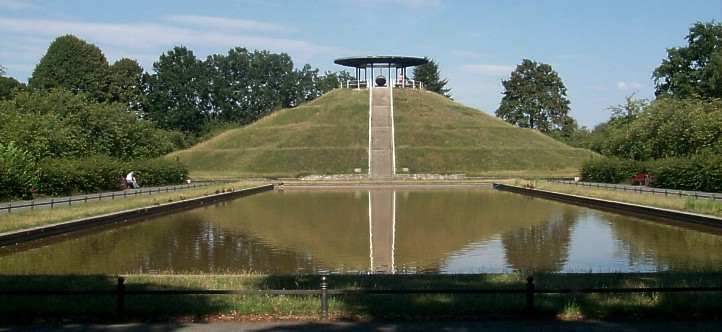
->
(580, 157), (644, 183)
(580, 154), (722, 193)
(36, 156), (187, 196)
(130, 158), (188, 186)
(0, 89), (181, 161)
(649, 154), (722, 192)
(0, 143), (37, 200)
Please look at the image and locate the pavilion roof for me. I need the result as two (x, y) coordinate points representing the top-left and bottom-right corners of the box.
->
(334, 56), (429, 68)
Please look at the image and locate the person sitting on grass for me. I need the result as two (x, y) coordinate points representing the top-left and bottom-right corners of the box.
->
(125, 171), (139, 189)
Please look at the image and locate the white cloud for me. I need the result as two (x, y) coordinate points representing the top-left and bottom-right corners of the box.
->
(0, 0), (39, 10)
(616, 81), (642, 91)
(163, 15), (288, 33)
(462, 64), (514, 77)
(0, 17), (344, 57)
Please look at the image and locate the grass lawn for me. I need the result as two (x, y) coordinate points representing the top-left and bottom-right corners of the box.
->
(0, 181), (257, 234)
(170, 89), (369, 178)
(1, 273), (721, 321)
(394, 89), (596, 177)
(523, 180), (722, 218)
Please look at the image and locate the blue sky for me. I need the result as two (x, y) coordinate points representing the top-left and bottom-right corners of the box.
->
(1, 0), (720, 126)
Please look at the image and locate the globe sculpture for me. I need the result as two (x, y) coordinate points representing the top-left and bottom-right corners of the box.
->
(375, 75), (387, 87)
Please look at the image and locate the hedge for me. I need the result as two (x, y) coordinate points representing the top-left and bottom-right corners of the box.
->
(580, 157), (646, 184)
(580, 154), (722, 193)
(35, 156), (188, 197)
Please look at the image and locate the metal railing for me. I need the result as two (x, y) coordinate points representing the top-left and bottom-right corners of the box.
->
(339, 80), (424, 90)
(3, 276), (721, 320)
(0, 182), (222, 214)
(551, 180), (722, 201)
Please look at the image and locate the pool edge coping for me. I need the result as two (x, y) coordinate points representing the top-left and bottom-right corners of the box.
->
(493, 183), (722, 231)
(0, 184), (275, 247)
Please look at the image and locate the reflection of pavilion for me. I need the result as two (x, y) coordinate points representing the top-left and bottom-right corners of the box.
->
(368, 189), (396, 273)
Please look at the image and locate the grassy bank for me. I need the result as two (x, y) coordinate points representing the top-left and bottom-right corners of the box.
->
(525, 180), (722, 218)
(1, 273), (721, 321)
(393, 89), (595, 177)
(170, 89), (369, 178)
(0, 182), (257, 234)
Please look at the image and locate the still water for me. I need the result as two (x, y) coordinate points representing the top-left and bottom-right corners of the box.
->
(2, 187), (722, 274)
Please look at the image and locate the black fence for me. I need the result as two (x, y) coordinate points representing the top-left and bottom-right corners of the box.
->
(1, 182), (223, 213)
(551, 180), (722, 200)
(2, 276), (721, 320)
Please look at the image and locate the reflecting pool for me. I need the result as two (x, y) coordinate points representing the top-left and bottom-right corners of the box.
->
(2, 187), (722, 274)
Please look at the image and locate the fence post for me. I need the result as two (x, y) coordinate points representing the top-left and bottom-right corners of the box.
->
(50, 198), (54, 208)
(116, 276), (126, 316)
(7, 202), (10, 213)
(320, 276), (329, 320)
(525, 276), (535, 313)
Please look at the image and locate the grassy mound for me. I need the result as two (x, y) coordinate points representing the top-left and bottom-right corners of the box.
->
(170, 89), (369, 178)
(173, 88), (594, 178)
(394, 89), (595, 177)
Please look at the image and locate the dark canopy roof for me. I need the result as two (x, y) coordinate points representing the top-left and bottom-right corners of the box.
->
(334, 56), (429, 68)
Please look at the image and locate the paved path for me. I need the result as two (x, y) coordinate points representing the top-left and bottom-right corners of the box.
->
(0, 182), (220, 214)
(5, 320), (722, 331)
(370, 87), (394, 178)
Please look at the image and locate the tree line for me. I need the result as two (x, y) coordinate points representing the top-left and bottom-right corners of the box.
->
(0, 34), (345, 199)
(19, 34), (344, 135)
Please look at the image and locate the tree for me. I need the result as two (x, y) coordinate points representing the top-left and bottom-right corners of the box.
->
(144, 46), (210, 133)
(0, 89), (178, 160)
(608, 93), (648, 123)
(0, 76), (24, 100)
(496, 59), (570, 132)
(413, 59), (451, 97)
(109, 58), (144, 108)
(29, 35), (110, 102)
(653, 21), (722, 99)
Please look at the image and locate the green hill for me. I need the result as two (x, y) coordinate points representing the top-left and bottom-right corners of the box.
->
(170, 89), (369, 178)
(394, 89), (595, 177)
(172, 88), (594, 178)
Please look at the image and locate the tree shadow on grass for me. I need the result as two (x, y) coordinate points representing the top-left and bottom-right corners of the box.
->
(0, 275), (228, 324)
(1, 272), (721, 325)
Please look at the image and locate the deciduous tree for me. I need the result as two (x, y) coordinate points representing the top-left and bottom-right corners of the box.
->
(144, 46), (210, 133)
(109, 58), (144, 108)
(0, 76), (24, 100)
(496, 59), (570, 133)
(29, 35), (111, 102)
(653, 22), (722, 99)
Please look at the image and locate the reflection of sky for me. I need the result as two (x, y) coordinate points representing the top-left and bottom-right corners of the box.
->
(439, 236), (510, 274)
(564, 212), (660, 273)
(436, 210), (688, 274)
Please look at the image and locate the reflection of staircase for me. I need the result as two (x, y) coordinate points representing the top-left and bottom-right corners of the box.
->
(369, 189), (395, 273)
(370, 88), (394, 178)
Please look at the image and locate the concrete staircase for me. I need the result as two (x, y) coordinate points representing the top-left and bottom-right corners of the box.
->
(370, 87), (394, 178)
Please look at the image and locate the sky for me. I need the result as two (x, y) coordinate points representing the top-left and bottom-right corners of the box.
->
(1, 0), (720, 126)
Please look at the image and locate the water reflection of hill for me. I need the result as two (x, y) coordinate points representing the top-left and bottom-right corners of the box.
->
(395, 190), (575, 272)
